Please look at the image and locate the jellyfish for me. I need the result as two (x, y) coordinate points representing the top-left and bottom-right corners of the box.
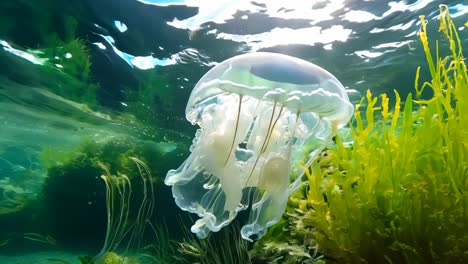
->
(165, 52), (353, 240)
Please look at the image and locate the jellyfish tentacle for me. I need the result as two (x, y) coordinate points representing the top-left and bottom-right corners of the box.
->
(224, 95), (243, 166)
(261, 106), (284, 154)
(256, 101), (277, 156)
(286, 110), (301, 155)
(260, 102), (277, 153)
(245, 102), (277, 186)
(203, 179), (223, 212)
(245, 104), (284, 187)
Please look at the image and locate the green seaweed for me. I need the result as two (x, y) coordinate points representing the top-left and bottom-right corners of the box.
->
(251, 5), (467, 264)
(139, 221), (176, 264)
(0, 0), (82, 48)
(38, 137), (172, 248)
(293, 5), (467, 263)
(28, 38), (98, 106)
(174, 224), (251, 264)
(249, 209), (324, 264)
(96, 158), (155, 257)
(1, 37), (99, 108)
(1, 0), (99, 108)
(122, 68), (183, 130)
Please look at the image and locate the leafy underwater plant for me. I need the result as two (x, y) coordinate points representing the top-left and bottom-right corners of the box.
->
(295, 5), (467, 263)
(248, 211), (325, 264)
(174, 223), (251, 264)
(1, 0), (99, 107)
(38, 137), (178, 257)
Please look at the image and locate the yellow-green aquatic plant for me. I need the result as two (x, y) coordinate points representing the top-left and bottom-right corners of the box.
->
(0, 177), (28, 214)
(97, 252), (125, 264)
(139, 221), (174, 264)
(94, 157), (154, 263)
(23, 232), (57, 246)
(175, 224), (251, 264)
(249, 212), (325, 264)
(298, 5), (467, 263)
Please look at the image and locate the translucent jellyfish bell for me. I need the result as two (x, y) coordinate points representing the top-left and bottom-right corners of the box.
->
(165, 52), (353, 240)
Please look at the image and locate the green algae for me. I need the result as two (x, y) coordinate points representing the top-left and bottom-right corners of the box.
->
(252, 5), (468, 264)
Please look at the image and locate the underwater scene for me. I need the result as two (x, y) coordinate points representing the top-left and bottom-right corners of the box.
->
(0, 0), (467, 263)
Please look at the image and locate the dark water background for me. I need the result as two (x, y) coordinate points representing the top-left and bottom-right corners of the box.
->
(0, 0), (467, 262)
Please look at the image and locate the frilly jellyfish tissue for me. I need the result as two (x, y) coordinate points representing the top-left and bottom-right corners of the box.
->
(165, 52), (353, 240)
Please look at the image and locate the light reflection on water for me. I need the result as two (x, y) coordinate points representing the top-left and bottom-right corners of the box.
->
(1, 1), (467, 138)
(0, 0), (467, 186)
(89, 0), (467, 94)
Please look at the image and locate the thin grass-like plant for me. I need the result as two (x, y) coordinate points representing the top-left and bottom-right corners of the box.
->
(140, 220), (175, 264)
(94, 157), (155, 262)
(175, 223), (251, 264)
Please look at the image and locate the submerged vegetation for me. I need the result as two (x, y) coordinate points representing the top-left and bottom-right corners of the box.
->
(39, 137), (175, 247)
(256, 5), (467, 264)
(1, 2), (467, 264)
(0, 0), (98, 105)
(92, 157), (154, 263)
(175, 224), (251, 264)
(173, 8), (467, 262)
